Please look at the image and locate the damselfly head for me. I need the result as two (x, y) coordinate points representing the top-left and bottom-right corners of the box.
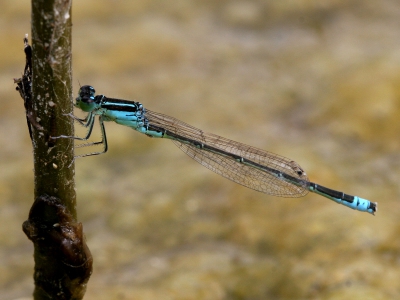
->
(76, 85), (97, 112)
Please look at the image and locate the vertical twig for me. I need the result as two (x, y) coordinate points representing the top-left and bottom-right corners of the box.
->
(30, 0), (75, 203)
(14, 1), (93, 299)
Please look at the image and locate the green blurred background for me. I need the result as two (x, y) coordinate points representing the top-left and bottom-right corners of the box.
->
(2, 0), (400, 299)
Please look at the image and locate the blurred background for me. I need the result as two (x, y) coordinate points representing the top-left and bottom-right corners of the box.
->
(1, 0), (400, 299)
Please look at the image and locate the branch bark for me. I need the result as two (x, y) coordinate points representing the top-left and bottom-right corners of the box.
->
(15, 1), (93, 299)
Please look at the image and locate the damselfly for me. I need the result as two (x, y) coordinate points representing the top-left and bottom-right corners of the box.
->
(54, 85), (377, 215)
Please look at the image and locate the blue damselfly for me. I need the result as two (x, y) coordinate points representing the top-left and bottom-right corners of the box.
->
(54, 86), (377, 215)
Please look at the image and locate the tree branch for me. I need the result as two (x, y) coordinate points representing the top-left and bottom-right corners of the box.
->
(14, 1), (93, 299)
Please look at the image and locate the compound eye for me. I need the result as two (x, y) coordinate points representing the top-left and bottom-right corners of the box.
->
(78, 85), (96, 103)
(87, 86), (96, 97)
